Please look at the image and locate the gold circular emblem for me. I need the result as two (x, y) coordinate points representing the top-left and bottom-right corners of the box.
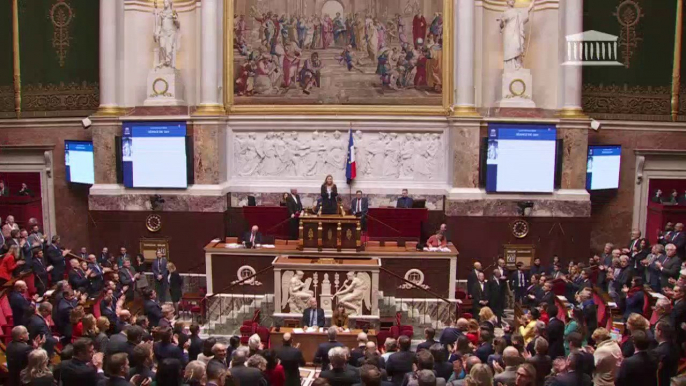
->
(50, 2), (74, 28)
(146, 214), (162, 232)
(509, 79), (527, 97)
(511, 219), (530, 239)
(152, 78), (169, 96)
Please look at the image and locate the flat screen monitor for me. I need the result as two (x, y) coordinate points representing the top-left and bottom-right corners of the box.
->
(65, 140), (94, 185)
(121, 121), (188, 188)
(586, 145), (621, 190)
(485, 124), (557, 193)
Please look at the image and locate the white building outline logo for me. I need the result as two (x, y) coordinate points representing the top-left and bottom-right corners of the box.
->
(562, 30), (624, 66)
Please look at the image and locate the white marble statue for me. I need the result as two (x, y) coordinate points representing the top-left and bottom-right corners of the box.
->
(281, 270), (314, 313)
(153, 0), (181, 69)
(499, 0), (535, 71)
(333, 271), (371, 316)
(232, 130), (444, 181)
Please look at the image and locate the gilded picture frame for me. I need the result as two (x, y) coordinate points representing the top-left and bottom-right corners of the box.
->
(223, 0), (454, 115)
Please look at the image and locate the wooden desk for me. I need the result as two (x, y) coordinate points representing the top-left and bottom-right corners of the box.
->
(299, 215), (361, 251)
(270, 327), (376, 364)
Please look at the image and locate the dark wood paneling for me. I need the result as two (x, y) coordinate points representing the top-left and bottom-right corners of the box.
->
(211, 253), (275, 295)
(447, 216), (591, 280)
(381, 258), (451, 298)
(88, 211), (225, 273)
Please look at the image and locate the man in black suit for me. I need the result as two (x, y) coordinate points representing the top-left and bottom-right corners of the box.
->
(672, 223), (686, 259)
(439, 317), (467, 347)
(151, 251), (168, 303)
(466, 262), (482, 299)
(356, 365), (394, 386)
(565, 332), (595, 377)
(314, 327), (345, 370)
(68, 258), (89, 291)
(153, 327), (187, 366)
(652, 322), (679, 386)
(118, 258), (136, 302)
(31, 249), (48, 296)
(106, 353), (132, 386)
(243, 225), (263, 248)
(302, 298), (325, 328)
(510, 262), (529, 304)
(577, 290), (598, 337)
(8, 280), (31, 328)
(230, 347), (268, 386)
(206, 362), (230, 386)
(529, 257), (545, 277)
(416, 327), (437, 352)
(320, 346), (361, 386)
(188, 323), (204, 361)
(396, 189), (413, 209)
(98, 247), (110, 267)
(385, 335), (414, 386)
(56, 289), (79, 345)
(472, 271), (488, 318)
(277, 333), (306, 386)
(58, 338), (100, 386)
(143, 288), (163, 327)
(539, 281), (555, 307)
(26, 302), (56, 358)
(657, 244), (681, 289)
(474, 330), (494, 364)
(351, 190), (369, 231)
(86, 254), (105, 295)
(616, 330), (658, 386)
(46, 235), (70, 284)
(349, 332), (368, 366)
(286, 188), (304, 240)
(549, 352), (592, 386)
(546, 305), (565, 360)
(7, 326), (37, 386)
(488, 269), (507, 324)
(670, 284), (686, 349)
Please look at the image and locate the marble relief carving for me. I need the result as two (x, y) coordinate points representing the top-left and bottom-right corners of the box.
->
(233, 130), (444, 181)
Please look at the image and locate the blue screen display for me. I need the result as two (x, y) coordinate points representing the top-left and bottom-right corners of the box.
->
(586, 145), (621, 190)
(65, 140), (94, 185)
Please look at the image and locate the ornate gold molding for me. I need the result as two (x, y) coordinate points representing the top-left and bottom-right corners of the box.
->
(194, 104), (227, 116)
(22, 81), (99, 113)
(671, 0), (684, 121)
(451, 105), (481, 117)
(50, 0), (75, 67)
(11, 0), (21, 118)
(583, 84), (671, 119)
(557, 107), (587, 119)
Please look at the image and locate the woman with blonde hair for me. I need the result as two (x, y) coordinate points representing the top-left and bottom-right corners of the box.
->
(20, 349), (53, 385)
(183, 360), (207, 386)
(320, 174), (338, 215)
(592, 327), (622, 386)
(168, 262), (183, 315)
(468, 363), (493, 386)
(94, 316), (110, 350)
(621, 313), (651, 358)
(478, 307), (497, 333)
(82, 314), (98, 338)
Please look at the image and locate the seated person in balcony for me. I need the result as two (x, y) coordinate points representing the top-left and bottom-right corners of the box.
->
(242, 225), (263, 248)
(17, 183), (33, 197)
(331, 304), (349, 330)
(0, 180), (8, 196)
(396, 189), (413, 208)
(426, 232), (447, 248)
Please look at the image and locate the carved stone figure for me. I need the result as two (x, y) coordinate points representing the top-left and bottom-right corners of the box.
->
(281, 270), (314, 313)
(153, 0), (181, 69)
(499, 0), (535, 71)
(333, 271), (371, 316)
(383, 133), (401, 178)
(400, 134), (414, 178)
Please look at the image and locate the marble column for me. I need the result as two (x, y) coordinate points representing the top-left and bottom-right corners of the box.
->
(452, 0), (479, 116)
(97, 0), (121, 116)
(558, 120), (589, 190)
(559, 0), (584, 118)
(195, 0), (225, 115)
(450, 119), (481, 188)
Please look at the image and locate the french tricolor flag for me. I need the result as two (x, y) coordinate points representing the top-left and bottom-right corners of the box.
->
(346, 128), (356, 184)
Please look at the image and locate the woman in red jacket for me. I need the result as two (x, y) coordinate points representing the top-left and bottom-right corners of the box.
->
(0, 245), (24, 285)
(70, 306), (85, 342)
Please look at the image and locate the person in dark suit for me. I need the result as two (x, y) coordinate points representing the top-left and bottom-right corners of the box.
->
(652, 322), (679, 386)
(510, 262), (529, 303)
(143, 288), (163, 327)
(620, 276), (646, 320)
(7, 325), (36, 386)
(349, 332), (368, 366)
(208, 343), (229, 369)
(26, 303), (56, 358)
(242, 225), (264, 248)
(118, 258), (136, 302)
(67, 258), (89, 292)
(302, 298), (325, 328)
(671, 223), (686, 259)
(546, 305), (565, 360)
(277, 333), (306, 386)
(539, 281), (555, 307)
(577, 290), (598, 338)
(385, 335), (414, 386)
(187, 323), (203, 361)
(100, 290), (118, 328)
(8, 280), (31, 328)
(286, 188), (304, 240)
(488, 270), (507, 324)
(417, 327), (437, 352)
(472, 271), (488, 318)
(98, 247), (110, 267)
(46, 235), (69, 284)
(670, 284), (686, 352)
(474, 330), (494, 364)
(320, 346), (361, 386)
(58, 338), (100, 386)
(106, 352), (132, 386)
(31, 249), (48, 296)
(530, 257), (545, 277)
(657, 244), (681, 289)
(549, 352), (592, 386)
(152, 251), (168, 303)
(314, 327), (345, 370)
(351, 190), (369, 231)
(355, 365), (393, 386)
(439, 318), (466, 347)
(56, 290), (78, 345)
(153, 326), (187, 366)
(168, 262), (183, 310)
(230, 348), (268, 386)
(320, 175), (339, 215)
(616, 330), (658, 386)
(467, 262), (482, 299)
(526, 338), (552, 386)
(396, 189), (413, 208)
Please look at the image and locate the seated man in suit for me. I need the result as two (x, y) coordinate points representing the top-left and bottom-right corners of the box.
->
(243, 225), (263, 248)
(8, 280), (32, 328)
(351, 190), (369, 231)
(314, 327), (345, 370)
(302, 298), (325, 328)
(396, 189), (413, 208)
(319, 346), (360, 385)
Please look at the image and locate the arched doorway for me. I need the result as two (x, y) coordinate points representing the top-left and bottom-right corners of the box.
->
(321, 0), (344, 18)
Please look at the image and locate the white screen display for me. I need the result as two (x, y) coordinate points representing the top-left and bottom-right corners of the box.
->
(65, 141), (95, 185)
(586, 146), (621, 190)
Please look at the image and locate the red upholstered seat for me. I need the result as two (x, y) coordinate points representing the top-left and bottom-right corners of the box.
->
(376, 330), (392, 347)
(643, 292), (651, 319)
(0, 296), (12, 326)
(239, 324), (255, 345)
(390, 326), (399, 338)
(256, 326), (270, 347)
